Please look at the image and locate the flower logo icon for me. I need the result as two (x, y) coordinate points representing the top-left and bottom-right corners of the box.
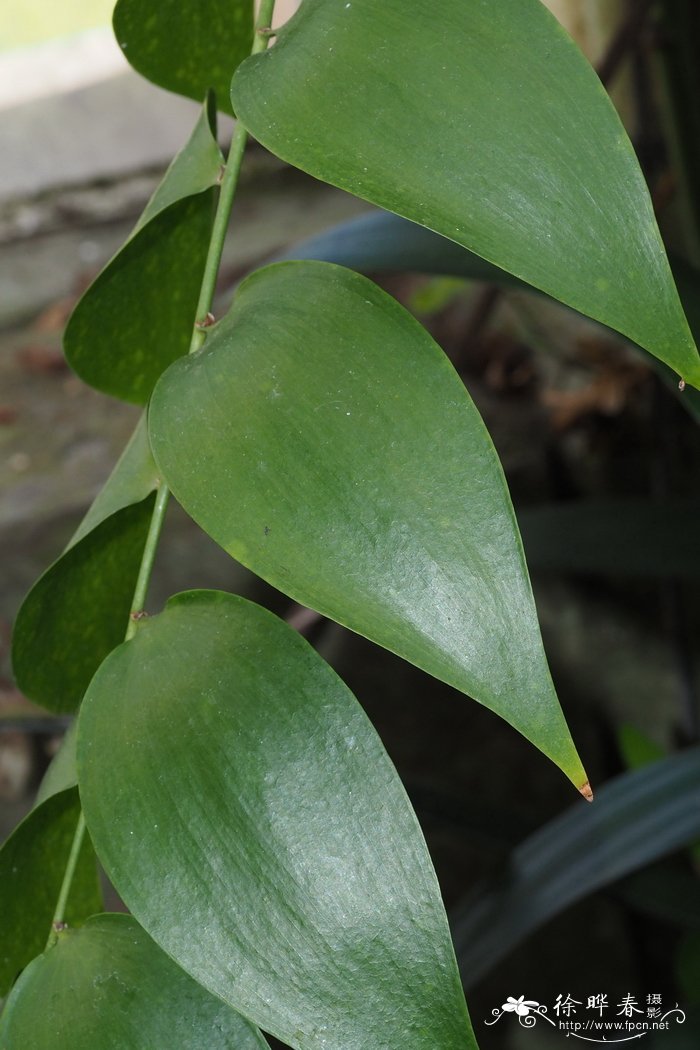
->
(486, 995), (549, 1029)
(502, 996), (540, 1017)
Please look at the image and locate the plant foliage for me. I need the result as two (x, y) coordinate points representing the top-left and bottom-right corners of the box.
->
(4, 1), (699, 1047)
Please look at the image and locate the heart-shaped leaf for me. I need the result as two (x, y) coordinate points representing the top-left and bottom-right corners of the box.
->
(12, 417), (158, 713)
(149, 261), (588, 791)
(64, 99), (223, 403)
(0, 788), (101, 997)
(232, 0), (700, 387)
(113, 0), (253, 117)
(78, 590), (476, 1050)
(0, 914), (269, 1049)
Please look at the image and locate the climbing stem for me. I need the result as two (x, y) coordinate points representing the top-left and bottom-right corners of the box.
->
(47, 0), (279, 940)
(46, 811), (86, 948)
(125, 482), (171, 640)
(191, 0), (279, 352)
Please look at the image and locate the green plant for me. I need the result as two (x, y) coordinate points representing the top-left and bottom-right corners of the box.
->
(2, 1), (699, 1047)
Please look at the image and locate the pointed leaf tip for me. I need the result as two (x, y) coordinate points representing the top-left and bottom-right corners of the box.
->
(232, 0), (700, 383)
(149, 261), (586, 786)
(580, 781), (594, 802)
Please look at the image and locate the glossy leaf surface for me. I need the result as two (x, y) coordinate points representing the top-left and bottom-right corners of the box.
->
(12, 498), (156, 714)
(233, 0), (700, 386)
(12, 417), (158, 713)
(0, 914), (269, 1049)
(150, 262), (587, 789)
(113, 0), (253, 116)
(286, 210), (700, 418)
(78, 591), (476, 1050)
(0, 788), (101, 997)
(452, 748), (700, 987)
(64, 100), (222, 403)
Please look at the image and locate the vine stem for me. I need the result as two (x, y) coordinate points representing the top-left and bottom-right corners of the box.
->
(190, 0), (278, 355)
(48, 0), (278, 937)
(125, 0), (278, 639)
(125, 482), (171, 639)
(46, 812), (86, 948)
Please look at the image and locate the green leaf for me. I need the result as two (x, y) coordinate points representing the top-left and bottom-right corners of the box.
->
(149, 261), (588, 791)
(283, 209), (519, 287)
(134, 93), (223, 227)
(12, 416), (158, 713)
(71, 414), (159, 544)
(12, 502), (155, 714)
(451, 748), (700, 987)
(64, 100), (223, 403)
(287, 210), (700, 421)
(0, 913), (269, 1049)
(232, 0), (700, 387)
(78, 590), (476, 1050)
(0, 788), (101, 998)
(113, 0), (253, 117)
(668, 259), (700, 417)
(35, 722), (78, 806)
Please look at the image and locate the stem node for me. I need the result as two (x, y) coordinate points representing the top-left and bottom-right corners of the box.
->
(195, 311), (216, 329)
